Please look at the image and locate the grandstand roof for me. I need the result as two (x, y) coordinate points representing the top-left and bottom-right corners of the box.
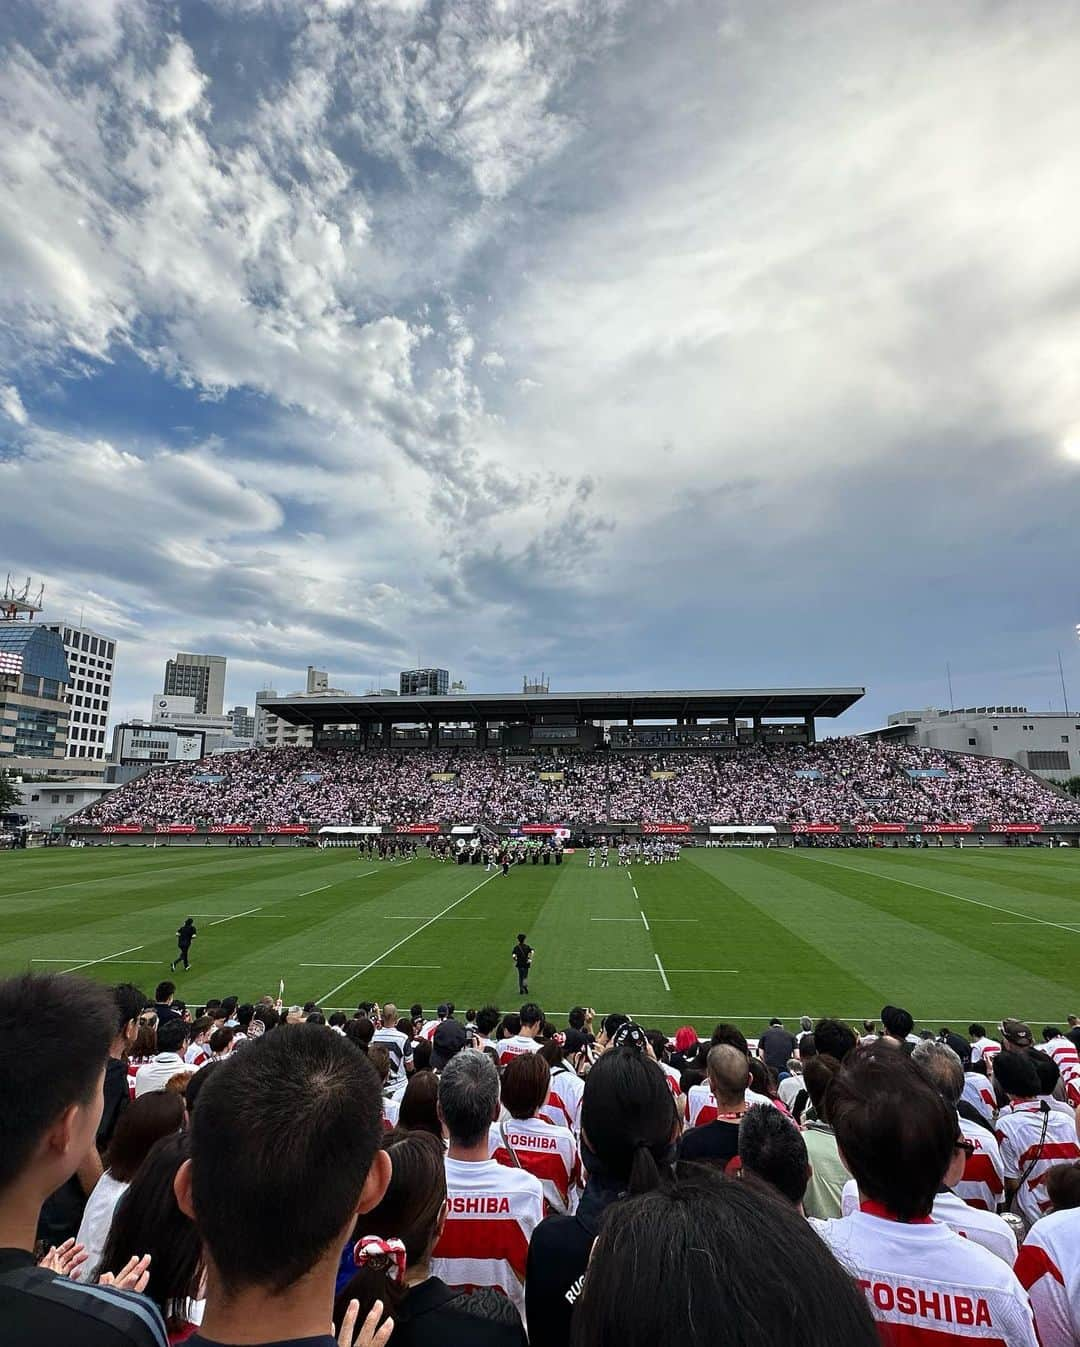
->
(260, 686), (865, 726)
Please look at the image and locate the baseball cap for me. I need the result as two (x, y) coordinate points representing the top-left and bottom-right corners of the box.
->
(1000, 1018), (1034, 1048)
(611, 1021), (649, 1052)
(437, 1002), (451, 1018)
(431, 1019), (467, 1069)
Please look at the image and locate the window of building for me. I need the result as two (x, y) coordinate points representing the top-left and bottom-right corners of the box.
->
(50, 794), (59, 804)
(1063, 735), (1070, 744)
(968, 737), (976, 746)
(66, 794), (74, 803)
(30, 793), (39, 802)
(1027, 750), (1070, 771)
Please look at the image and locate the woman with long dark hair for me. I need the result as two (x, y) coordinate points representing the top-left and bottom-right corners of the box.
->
(98, 1132), (202, 1342)
(334, 1131), (524, 1347)
(570, 1172), (878, 1347)
(525, 1047), (678, 1347)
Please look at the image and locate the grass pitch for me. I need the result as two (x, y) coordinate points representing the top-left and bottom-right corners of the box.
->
(1, 846), (1077, 1033)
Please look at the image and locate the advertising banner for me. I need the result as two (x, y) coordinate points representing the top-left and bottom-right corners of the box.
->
(155, 824), (196, 834)
(395, 823), (440, 834)
(210, 824), (252, 834)
(641, 823), (692, 834)
(854, 823), (907, 834)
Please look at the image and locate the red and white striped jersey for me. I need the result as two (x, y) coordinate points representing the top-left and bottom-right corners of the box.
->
(995, 1101), (1080, 1228)
(972, 1037), (1002, 1067)
(964, 1074), (998, 1125)
(1014, 1206), (1080, 1347)
(544, 1063), (585, 1133)
(185, 1042), (210, 1068)
(496, 1035), (541, 1068)
(126, 1056), (154, 1100)
(687, 1083), (773, 1127)
(1043, 1036), (1080, 1106)
(489, 1116), (581, 1215)
(420, 1019), (443, 1042)
(431, 1156), (544, 1321)
(840, 1183), (1017, 1266)
(957, 1116), (1006, 1213)
(658, 1061), (684, 1099)
(814, 1205), (1039, 1345)
(382, 1094), (400, 1130)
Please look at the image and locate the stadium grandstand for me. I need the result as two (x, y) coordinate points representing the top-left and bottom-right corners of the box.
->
(66, 685), (1080, 838)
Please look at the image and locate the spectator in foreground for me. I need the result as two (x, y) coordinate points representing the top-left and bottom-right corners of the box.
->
(135, 1021), (191, 1098)
(678, 1045), (749, 1166)
(99, 1133), (202, 1341)
(570, 1171), (878, 1347)
(757, 1018), (797, 1073)
(492, 1053), (581, 1214)
(0, 971), (167, 1347)
(175, 1024), (392, 1347)
(992, 1050), (1080, 1229)
(100, 984), (150, 1151)
(432, 1050), (543, 1320)
(813, 1053), (1039, 1345)
(912, 1038), (1005, 1212)
(1015, 1191), (1080, 1347)
(526, 1046), (677, 1347)
(800, 1054), (846, 1218)
(737, 1103), (811, 1210)
(336, 1131), (525, 1347)
(76, 1090), (186, 1282)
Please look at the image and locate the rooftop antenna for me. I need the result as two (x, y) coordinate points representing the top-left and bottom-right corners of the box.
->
(945, 662), (954, 712)
(1058, 650), (1070, 716)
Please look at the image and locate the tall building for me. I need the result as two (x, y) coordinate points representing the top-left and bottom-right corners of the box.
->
(400, 667), (449, 697)
(1, 580), (72, 761)
(255, 673), (351, 749)
(307, 666), (329, 694)
(42, 620), (117, 761)
(228, 705), (256, 738)
(164, 652), (226, 715)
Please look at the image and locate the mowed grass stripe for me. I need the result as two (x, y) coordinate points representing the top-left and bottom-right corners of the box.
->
(781, 851), (1078, 1013)
(827, 848), (1080, 907)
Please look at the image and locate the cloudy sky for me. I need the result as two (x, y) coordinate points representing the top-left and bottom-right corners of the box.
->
(2, 0), (1080, 732)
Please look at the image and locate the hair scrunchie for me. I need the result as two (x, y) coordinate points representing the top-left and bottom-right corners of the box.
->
(552, 1031), (566, 1047)
(354, 1236), (407, 1283)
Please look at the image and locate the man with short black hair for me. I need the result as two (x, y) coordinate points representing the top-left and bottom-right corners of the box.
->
(758, 1018), (797, 1074)
(512, 934), (533, 995)
(738, 1103), (810, 1208)
(99, 983), (149, 1150)
(880, 1004), (916, 1048)
(0, 972), (168, 1347)
(175, 1024), (390, 1347)
(433, 1050), (543, 1319)
(813, 1053), (1038, 1345)
(134, 1019), (191, 1097)
(153, 981), (180, 1024)
(497, 1002), (544, 1067)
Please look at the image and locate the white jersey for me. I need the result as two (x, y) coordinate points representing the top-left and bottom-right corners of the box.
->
(840, 1182), (1017, 1265)
(1043, 1036), (1080, 1106)
(370, 1025), (412, 1085)
(995, 1101), (1080, 1228)
(972, 1037), (1003, 1067)
(431, 1156), (544, 1321)
(957, 1116), (1006, 1213)
(964, 1073), (998, 1124)
(382, 1093), (400, 1130)
(489, 1116), (582, 1215)
(545, 1062), (585, 1133)
(1014, 1206), (1080, 1347)
(687, 1083), (773, 1127)
(496, 1034), (542, 1068)
(814, 1206), (1038, 1345)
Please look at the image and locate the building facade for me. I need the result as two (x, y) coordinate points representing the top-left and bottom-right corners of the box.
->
(42, 621), (117, 762)
(0, 623), (72, 761)
(887, 706), (1080, 781)
(17, 779), (119, 830)
(400, 667), (449, 697)
(111, 722), (206, 765)
(228, 705), (256, 738)
(164, 652), (226, 716)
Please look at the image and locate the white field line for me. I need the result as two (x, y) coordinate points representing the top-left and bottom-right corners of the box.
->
(299, 885), (333, 896)
(654, 953), (671, 992)
(640, 910), (651, 932)
(588, 966), (739, 975)
(632, 885), (640, 902)
(380, 915), (488, 921)
(797, 854), (1080, 937)
(209, 907), (261, 926)
(31, 957), (159, 965)
(56, 944), (145, 974)
(316, 872), (498, 1004)
(301, 962), (441, 969)
(590, 916), (698, 923)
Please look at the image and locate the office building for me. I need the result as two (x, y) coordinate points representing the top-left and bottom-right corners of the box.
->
(400, 667), (449, 697)
(164, 652), (226, 715)
(885, 706), (1080, 782)
(228, 705), (256, 738)
(41, 620), (117, 762)
(0, 622), (72, 761)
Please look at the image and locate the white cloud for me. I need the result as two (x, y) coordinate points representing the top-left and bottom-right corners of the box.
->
(0, 384), (28, 424)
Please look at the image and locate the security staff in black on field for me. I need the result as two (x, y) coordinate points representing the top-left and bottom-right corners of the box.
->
(512, 933), (534, 995)
(171, 917), (197, 972)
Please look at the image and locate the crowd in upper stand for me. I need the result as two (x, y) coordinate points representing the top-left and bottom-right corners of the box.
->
(71, 737), (1080, 828)
(5, 973), (1080, 1347)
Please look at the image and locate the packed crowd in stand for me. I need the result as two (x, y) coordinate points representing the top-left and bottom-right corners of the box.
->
(71, 737), (1080, 828)
(5, 967), (1080, 1347)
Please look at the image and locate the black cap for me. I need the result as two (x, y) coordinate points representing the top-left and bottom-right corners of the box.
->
(611, 1021), (648, 1053)
(431, 1019), (468, 1069)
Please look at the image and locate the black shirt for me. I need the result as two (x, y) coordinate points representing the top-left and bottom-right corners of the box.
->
(526, 1177), (622, 1347)
(154, 1001), (180, 1024)
(677, 1119), (741, 1168)
(386, 1277), (526, 1347)
(0, 1247), (168, 1347)
(758, 1026), (797, 1072)
(177, 923), (197, 948)
(98, 1056), (129, 1151)
(512, 943), (532, 970)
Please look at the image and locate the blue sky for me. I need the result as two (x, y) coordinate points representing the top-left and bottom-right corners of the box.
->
(1, 0), (1079, 731)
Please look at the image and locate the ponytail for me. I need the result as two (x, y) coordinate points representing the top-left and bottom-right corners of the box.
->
(628, 1138), (663, 1195)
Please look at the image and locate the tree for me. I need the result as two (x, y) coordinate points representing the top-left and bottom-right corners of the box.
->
(0, 770), (20, 812)
(1064, 776), (1080, 799)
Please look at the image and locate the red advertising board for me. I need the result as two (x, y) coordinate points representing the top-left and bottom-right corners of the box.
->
(520, 824), (560, 835)
(156, 825), (196, 834)
(101, 825), (144, 834)
(791, 823), (842, 834)
(395, 823), (440, 835)
(854, 824), (907, 834)
(210, 824), (252, 835)
(265, 825), (310, 834)
(921, 823), (973, 834)
(641, 823), (692, 834)
(990, 823), (1042, 834)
